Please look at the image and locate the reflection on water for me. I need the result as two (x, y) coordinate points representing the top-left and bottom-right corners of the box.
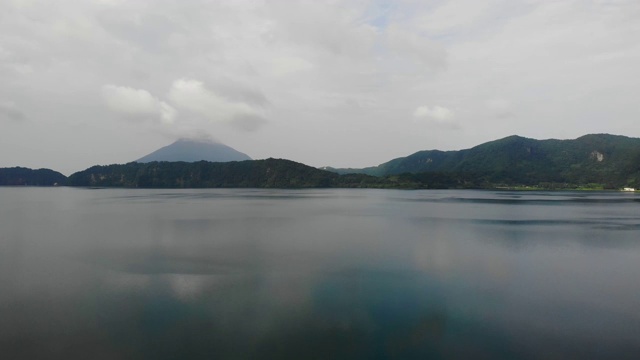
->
(1, 188), (639, 359)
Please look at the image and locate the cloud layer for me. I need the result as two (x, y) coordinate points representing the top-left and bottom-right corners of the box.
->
(102, 85), (176, 124)
(168, 79), (267, 131)
(1, 0), (639, 173)
(414, 105), (458, 129)
(0, 101), (27, 122)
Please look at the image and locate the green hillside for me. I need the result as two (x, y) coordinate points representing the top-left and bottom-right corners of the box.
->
(0, 167), (67, 186)
(4, 134), (640, 190)
(66, 158), (391, 189)
(329, 134), (640, 188)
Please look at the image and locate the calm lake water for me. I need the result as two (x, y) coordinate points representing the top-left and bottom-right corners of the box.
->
(1, 187), (639, 359)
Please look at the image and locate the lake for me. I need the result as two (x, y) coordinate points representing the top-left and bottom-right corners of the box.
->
(1, 188), (639, 359)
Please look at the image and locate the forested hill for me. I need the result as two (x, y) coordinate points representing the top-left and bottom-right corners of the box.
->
(0, 167), (67, 186)
(327, 134), (640, 188)
(4, 134), (640, 189)
(67, 159), (388, 188)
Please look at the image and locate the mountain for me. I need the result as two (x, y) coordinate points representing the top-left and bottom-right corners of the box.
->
(0, 167), (67, 186)
(68, 159), (330, 188)
(67, 159), (390, 188)
(135, 139), (251, 163)
(327, 134), (640, 188)
(5, 134), (640, 190)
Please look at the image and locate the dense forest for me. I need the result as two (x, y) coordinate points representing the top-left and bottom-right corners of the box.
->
(64, 157), (638, 190)
(327, 134), (640, 189)
(64, 159), (495, 189)
(66, 159), (391, 189)
(0, 167), (67, 186)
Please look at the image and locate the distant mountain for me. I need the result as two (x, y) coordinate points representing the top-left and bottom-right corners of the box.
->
(5, 134), (640, 190)
(0, 167), (67, 186)
(136, 139), (251, 163)
(327, 134), (640, 188)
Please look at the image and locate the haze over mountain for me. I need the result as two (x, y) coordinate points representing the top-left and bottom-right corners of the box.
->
(136, 139), (251, 163)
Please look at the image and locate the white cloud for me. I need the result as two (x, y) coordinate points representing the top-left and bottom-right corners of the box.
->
(168, 78), (266, 131)
(158, 102), (177, 124)
(414, 105), (454, 121)
(413, 105), (459, 129)
(102, 85), (176, 124)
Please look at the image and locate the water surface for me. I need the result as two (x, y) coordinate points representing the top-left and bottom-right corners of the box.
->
(1, 188), (639, 359)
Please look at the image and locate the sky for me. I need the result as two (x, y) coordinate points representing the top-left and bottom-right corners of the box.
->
(1, 0), (640, 175)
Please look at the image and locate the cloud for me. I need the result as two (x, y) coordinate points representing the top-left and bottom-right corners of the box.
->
(413, 105), (459, 129)
(158, 102), (178, 124)
(384, 26), (447, 70)
(0, 44), (34, 75)
(231, 113), (268, 132)
(215, 82), (270, 108)
(414, 105), (454, 121)
(0, 101), (27, 122)
(486, 98), (513, 119)
(413, 0), (499, 35)
(168, 78), (267, 131)
(102, 85), (176, 123)
(2, 0), (640, 173)
(267, 1), (377, 60)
